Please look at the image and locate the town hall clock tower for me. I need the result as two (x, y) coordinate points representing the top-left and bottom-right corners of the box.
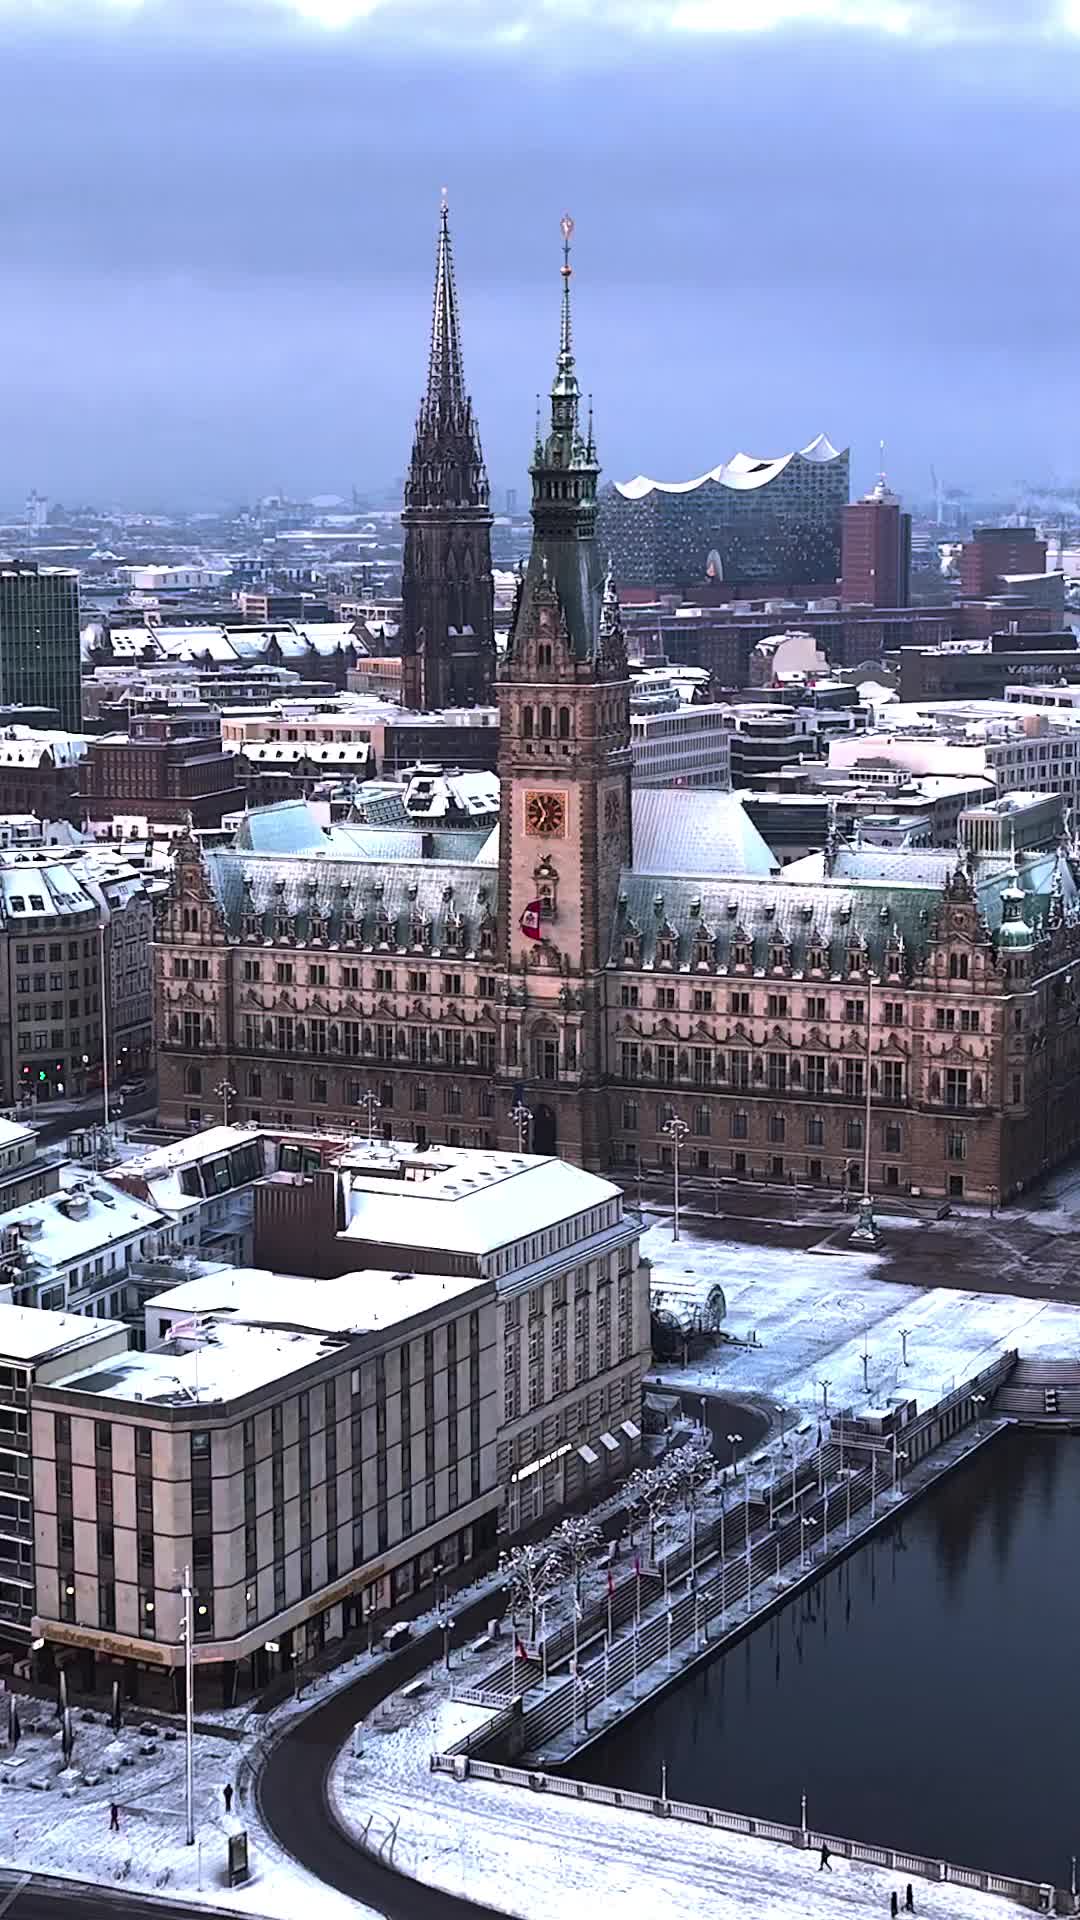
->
(496, 218), (632, 1161)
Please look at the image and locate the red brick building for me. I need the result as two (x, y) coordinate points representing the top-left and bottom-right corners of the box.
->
(960, 527), (1047, 595)
(83, 709), (242, 827)
(841, 482), (911, 608)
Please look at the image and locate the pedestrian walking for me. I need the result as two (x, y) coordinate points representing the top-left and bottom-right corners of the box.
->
(890, 1894), (899, 1918)
(905, 1886), (915, 1912)
(223, 1783), (234, 1814)
(818, 1844), (832, 1872)
(109, 1803), (120, 1832)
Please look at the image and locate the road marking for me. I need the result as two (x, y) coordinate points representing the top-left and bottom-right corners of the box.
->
(0, 1875), (30, 1918)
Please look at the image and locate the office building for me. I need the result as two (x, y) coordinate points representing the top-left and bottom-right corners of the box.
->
(630, 705), (732, 788)
(0, 563), (82, 734)
(841, 478), (911, 608)
(959, 527), (1047, 596)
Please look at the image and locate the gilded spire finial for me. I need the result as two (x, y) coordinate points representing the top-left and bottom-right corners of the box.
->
(559, 213), (574, 367)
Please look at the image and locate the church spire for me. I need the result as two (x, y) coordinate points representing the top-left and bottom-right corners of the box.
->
(404, 193), (488, 514)
(424, 189), (468, 426)
(400, 195), (494, 711)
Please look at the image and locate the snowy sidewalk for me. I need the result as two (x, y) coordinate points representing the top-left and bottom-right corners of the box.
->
(330, 1679), (1032, 1920)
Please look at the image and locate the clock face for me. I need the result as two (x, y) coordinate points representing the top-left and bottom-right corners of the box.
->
(525, 791), (566, 838)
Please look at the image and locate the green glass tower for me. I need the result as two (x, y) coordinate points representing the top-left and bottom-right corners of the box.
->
(0, 562), (82, 732)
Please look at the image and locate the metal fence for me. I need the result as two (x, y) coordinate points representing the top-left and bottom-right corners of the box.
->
(429, 1755), (1057, 1914)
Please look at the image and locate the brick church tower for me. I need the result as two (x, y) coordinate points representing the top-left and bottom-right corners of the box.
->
(496, 217), (632, 1162)
(400, 197), (495, 712)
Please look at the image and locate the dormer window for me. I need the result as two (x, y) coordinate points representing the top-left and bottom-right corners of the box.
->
(623, 935), (640, 963)
(769, 943), (786, 970)
(657, 937), (674, 967)
(732, 942), (750, 968)
(808, 945), (827, 971)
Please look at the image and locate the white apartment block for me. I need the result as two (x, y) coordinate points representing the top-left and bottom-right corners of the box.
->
(630, 704), (733, 789)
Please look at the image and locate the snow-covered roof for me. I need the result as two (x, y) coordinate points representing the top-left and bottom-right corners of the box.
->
(145, 1262), (485, 1336)
(338, 1151), (621, 1258)
(0, 1303), (128, 1364)
(0, 1117), (35, 1154)
(614, 434), (845, 502)
(58, 1320), (338, 1406)
(0, 1170), (164, 1273)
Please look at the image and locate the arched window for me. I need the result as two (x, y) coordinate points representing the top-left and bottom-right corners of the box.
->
(558, 707), (571, 739)
(540, 707), (553, 739)
(523, 706), (534, 739)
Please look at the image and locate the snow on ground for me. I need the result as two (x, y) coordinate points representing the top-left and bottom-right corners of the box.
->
(0, 1700), (360, 1919)
(330, 1678), (1032, 1920)
(642, 1224), (1080, 1418)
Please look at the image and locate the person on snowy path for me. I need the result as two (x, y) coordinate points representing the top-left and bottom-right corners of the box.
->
(109, 1803), (120, 1832)
(223, 1783), (233, 1814)
(818, 1844), (832, 1871)
(890, 1893), (899, 1918)
(905, 1886), (915, 1912)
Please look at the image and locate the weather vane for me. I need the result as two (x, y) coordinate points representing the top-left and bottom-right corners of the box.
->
(561, 213), (574, 273)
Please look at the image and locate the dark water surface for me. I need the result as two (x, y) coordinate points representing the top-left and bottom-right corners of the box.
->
(580, 1430), (1080, 1886)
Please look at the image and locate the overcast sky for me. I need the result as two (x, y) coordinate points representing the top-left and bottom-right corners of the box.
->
(0, 0), (1075, 509)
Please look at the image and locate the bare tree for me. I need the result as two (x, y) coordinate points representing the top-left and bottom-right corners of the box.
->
(625, 1463), (674, 1562)
(499, 1541), (565, 1642)
(550, 1515), (603, 1604)
(666, 1432), (714, 1510)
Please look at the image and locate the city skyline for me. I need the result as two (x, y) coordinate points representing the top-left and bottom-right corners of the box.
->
(2, 1), (1078, 506)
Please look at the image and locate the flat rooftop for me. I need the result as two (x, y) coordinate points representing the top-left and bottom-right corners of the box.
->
(0, 1303), (127, 1365)
(145, 1262), (485, 1335)
(333, 1147), (622, 1255)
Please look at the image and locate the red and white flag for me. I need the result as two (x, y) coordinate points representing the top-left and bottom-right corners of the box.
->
(607, 1568), (615, 1598)
(515, 1635), (529, 1663)
(633, 1554), (641, 1578)
(519, 900), (543, 942)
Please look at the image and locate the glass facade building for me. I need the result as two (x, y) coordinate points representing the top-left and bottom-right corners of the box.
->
(0, 563), (82, 732)
(597, 438), (850, 594)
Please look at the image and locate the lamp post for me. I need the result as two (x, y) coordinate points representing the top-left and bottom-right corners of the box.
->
(180, 1566), (195, 1846)
(214, 1079), (237, 1129)
(851, 973), (878, 1244)
(818, 1378), (831, 1415)
(360, 1087), (381, 1145)
(98, 920), (111, 1163)
(663, 1115), (689, 1242)
(510, 1102), (532, 1155)
(441, 1614), (455, 1672)
(800, 1515), (817, 1572)
(971, 1392), (987, 1435)
(892, 1443), (908, 1495)
(726, 1431), (742, 1480)
(899, 1327), (910, 1367)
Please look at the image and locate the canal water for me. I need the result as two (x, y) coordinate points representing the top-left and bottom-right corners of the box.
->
(580, 1429), (1080, 1887)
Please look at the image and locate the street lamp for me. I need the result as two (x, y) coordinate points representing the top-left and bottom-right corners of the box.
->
(892, 1443), (908, 1494)
(663, 1115), (689, 1242)
(214, 1079), (237, 1129)
(510, 1102), (532, 1155)
(899, 1327), (910, 1367)
(726, 1431), (742, 1479)
(441, 1614), (456, 1671)
(971, 1392), (987, 1434)
(817, 1379), (831, 1415)
(360, 1087), (381, 1145)
(851, 973), (879, 1244)
(179, 1566), (195, 1846)
(800, 1515), (817, 1571)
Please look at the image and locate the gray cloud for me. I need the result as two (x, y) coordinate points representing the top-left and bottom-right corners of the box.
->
(0, 16), (1077, 504)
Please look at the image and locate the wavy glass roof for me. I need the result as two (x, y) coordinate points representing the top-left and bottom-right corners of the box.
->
(614, 434), (845, 502)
